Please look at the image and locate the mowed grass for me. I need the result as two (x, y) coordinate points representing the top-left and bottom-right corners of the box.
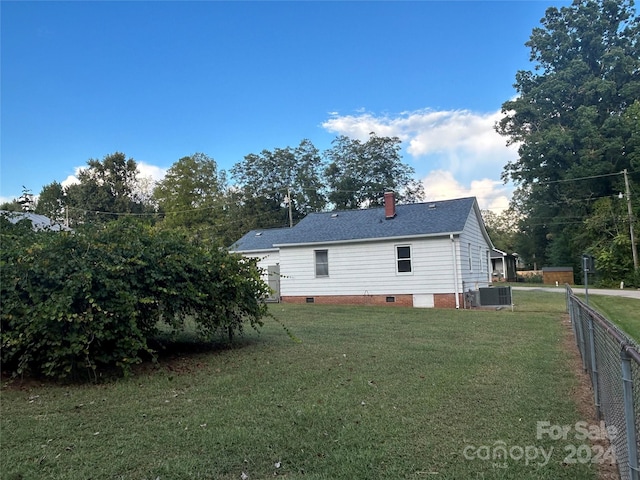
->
(583, 295), (640, 344)
(1, 291), (598, 480)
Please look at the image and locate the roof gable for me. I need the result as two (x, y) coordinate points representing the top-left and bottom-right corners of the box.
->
(231, 197), (484, 251)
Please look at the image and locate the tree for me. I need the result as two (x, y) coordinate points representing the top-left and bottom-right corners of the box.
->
(623, 100), (640, 170)
(0, 199), (22, 212)
(153, 153), (229, 240)
(578, 196), (635, 285)
(324, 133), (424, 210)
(496, 0), (640, 275)
(17, 186), (35, 212)
(35, 181), (66, 224)
(65, 152), (152, 225)
(231, 139), (327, 229)
(481, 209), (519, 253)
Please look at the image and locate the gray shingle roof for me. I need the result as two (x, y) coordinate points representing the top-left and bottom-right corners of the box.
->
(0, 211), (71, 231)
(229, 226), (293, 252)
(231, 197), (479, 251)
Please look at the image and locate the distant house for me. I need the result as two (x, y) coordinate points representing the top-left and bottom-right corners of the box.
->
(491, 248), (517, 282)
(0, 211), (70, 231)
(231, 193), (494, 308)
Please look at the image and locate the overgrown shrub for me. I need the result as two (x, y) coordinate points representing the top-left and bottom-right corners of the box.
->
(0, 217), (270, 380)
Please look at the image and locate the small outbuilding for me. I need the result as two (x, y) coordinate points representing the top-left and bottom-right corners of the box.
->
(542, 267), (574, 285)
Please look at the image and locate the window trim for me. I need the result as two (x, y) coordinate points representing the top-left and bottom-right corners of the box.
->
(395, 244), (413, 275)
(314, 249), (329, 277)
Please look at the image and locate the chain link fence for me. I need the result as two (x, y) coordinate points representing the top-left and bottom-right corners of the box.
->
(567, 286), (640, 480)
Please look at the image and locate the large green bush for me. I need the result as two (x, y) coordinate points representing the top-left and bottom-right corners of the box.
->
(0, 217), (270, 380)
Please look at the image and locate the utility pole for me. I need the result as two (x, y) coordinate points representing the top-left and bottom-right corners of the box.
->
(623, 169), (638, 270)
(286, 187), (293, 228)
(583, 254), (592, 305)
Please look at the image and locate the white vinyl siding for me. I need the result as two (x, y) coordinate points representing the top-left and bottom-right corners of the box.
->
(459, 208), (492, 287)
(238, 250), (280, 287)
(280, 237), (456, 297)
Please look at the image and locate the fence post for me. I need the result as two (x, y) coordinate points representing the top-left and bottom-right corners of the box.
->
(588, 315), (601, 419)
(621, 348), (640, 480)
(575, 303), (588, 372)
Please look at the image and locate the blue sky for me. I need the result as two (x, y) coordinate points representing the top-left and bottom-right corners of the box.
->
(1, 1), (570, 211)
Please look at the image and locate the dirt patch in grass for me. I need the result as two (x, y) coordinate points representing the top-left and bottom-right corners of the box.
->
(561, 314), (620, 480)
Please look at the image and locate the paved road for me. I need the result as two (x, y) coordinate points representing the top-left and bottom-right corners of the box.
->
(512, 286), (640, 299)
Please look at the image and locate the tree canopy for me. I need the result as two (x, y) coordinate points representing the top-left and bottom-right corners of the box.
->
(65, 152), (151, 225)
(153, 153), (227, 231)
(11, 133), (426, 251)
(230, 139), (327, 229)
(496, 0), (640, 284)
(35, 181), (65, 224)
(324, 133), (425, 209)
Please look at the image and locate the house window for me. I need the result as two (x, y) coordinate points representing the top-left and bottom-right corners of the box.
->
(468, 243), (473, 271)
(396, 245), (412, 273)
(315, 250), (329, 277)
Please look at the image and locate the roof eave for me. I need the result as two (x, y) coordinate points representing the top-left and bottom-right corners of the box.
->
(230, 247), (279, 254)
(274, 231), (463, 248)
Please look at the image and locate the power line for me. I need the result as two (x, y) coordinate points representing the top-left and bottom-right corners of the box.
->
(525, 171), (624, 186)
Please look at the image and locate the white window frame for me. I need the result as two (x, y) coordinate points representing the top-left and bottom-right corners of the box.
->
(395, 244), (413, 275)
(315, 249), (329, 277)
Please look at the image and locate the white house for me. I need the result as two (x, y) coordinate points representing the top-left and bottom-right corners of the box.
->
(491, 248), (517, 282)
(230, 193), (494, 308)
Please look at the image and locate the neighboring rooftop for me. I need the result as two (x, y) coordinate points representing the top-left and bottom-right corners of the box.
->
(0, 211), (71, 231)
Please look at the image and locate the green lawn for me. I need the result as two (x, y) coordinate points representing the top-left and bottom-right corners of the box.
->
(582, 295), (640, 344)
(1, 292), (601, 479)
(512, 284), (640, 343)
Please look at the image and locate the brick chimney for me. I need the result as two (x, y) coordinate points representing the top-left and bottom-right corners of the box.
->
(384, 191), (396, 219)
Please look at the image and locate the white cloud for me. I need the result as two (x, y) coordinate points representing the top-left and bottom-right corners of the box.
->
(136, 162), (167, 199)
(322, 108), (518, 212)
(323, 108), (517, 173)
(61, 168), (82, 189)
(137, 162), (167, 183)
(421, 170), (511, 212)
